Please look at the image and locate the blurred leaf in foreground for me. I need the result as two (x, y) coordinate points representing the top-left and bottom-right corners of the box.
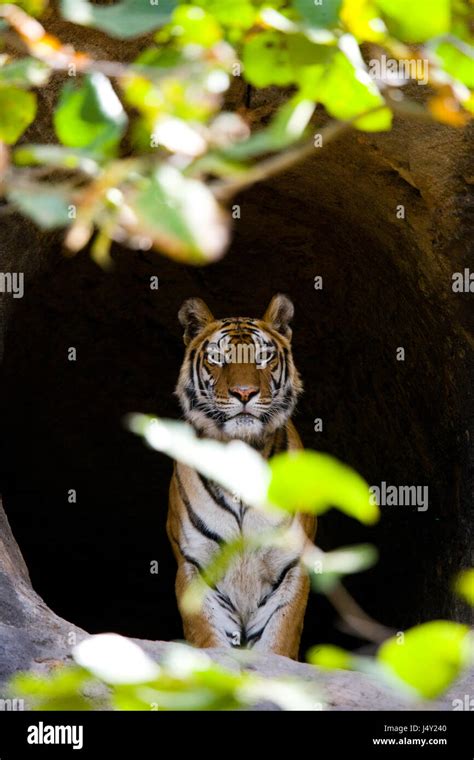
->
(375, 0), (450, 43)
(14, 144), (100, 175)
(127, 415), (270, 506)
(454, 568), (474, 605)
(222, 97), (315, 160)
(430, 37), (474, 88)
(268, 450), (379, 523)
(308, 543), (378, 592)
(293, 0), (343, 29)
(378, 621), (471, 698)
(0, 87), (36, 144)
(307, 644), (353, 670)
(7, 184), (72, 229)
(0, 0), (48, 17)
(124, 166), (230, 263)
(10, 634), (323, 710)
(0, 57), (50, 87)
(60, 0), (177, 39)
(128, 416), (379, 524)
(54, 73), (127, 157)
(317, 45), (392, 131)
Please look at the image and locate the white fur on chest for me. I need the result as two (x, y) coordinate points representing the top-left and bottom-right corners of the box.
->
(175, 462), (299, 622)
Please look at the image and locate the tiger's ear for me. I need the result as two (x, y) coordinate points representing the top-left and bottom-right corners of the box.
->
(178, 298), (215, 345)
(263, 294), (294, 340)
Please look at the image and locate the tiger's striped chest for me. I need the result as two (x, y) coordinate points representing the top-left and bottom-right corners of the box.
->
(173, 462), (290, 564)
(170, 461), (301, 630)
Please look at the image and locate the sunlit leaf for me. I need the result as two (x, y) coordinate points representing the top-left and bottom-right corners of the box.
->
(268, 450), (379, 523)
(91, 227), (113, 271)
(309, 543), (378, 591)
(454, 568), (474, 606)
(0, 0), (47, 17)
(307, 644), (353, 670)
(243, 31), (297, 87)
(54, 73), (127, 157)
(243, 30), (336, 88)
(223, 96), (315, 159)
(127, 416), (270, 505)
(375, 0), (450, 43)
(153, 116), (207, 157)
(171, 5), (222, 48)
(293, 0), (343, 29)
(14, 144), (100, 174)
(134, 47), (183, 69)
(450, 0), (473, 44)
(0, 57), (50, 87)
(318, 50), (392, 130)
(431, 37), (474, 88)
(238, 677), (322, 711)
(10, 667), (90, 699)
(378, 621), (471, 698)
(7, 185), (72, 229)
(122, 66), (222, 128)
(73, 634), (160, 685)
(38, 696), (93, 711)
(125, 166), (229, 263)
(461, 92), (474, 114)
(61, 0), (177, 39)
(340, 0), (386, 41)
(0, 87), (36, 144)
(197, 0), (256, 29)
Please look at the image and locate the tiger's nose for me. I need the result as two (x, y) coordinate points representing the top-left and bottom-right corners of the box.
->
(229, 385), (259, 403)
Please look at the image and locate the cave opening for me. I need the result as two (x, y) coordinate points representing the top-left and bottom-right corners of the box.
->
(1, 136), (469, 654)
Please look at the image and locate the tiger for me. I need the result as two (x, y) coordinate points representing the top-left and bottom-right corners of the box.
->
(167, 294), (316, 660)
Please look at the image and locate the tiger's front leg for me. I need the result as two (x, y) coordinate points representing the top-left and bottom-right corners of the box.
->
(244, 565), (310, 660)
(176, 555), (311, 660)
(175, 561), (243, 649)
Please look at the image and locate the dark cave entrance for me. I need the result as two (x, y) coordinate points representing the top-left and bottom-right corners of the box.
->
(1, 140), (471, 653)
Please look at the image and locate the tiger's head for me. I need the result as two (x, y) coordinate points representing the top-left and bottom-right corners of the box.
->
(175, 294), (302, 444)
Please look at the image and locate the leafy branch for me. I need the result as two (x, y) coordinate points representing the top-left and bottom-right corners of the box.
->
(0, 0), (471, 266)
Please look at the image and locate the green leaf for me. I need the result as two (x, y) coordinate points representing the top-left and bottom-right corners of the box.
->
(0, 0), (47, 16)
(243, 31), (335, 88)
(11, 667), (90, 699)
(378, 621), (471, 698)
(60, 0), (177, 39)
(243, 31), (297, 87)
(293, 0), (343, 29)
(0, 88), (36, 144)
(268, 450), (379, 523)
(223, 97), (315, 160)
(171, 5), (222, 48)
(375, 0), (450, 43)
(340, 0), (386, 42)
(127, 416), (270, 506)
(128, 417), (377, 523)
(199, 0), (256, 29)
(127, 166), (230, 263)
(134, 47), (183, 69)
(454, 568), (474, 605)
(54, 73), (127, 157)
(0, 57), (50, 88)
(14, 144), (99, 174)
(310, 544), (378, 591)
(431, 37), (474, 88)
(7, 185), (72, 230)
(318, 51), (392, 131)
(307, 644), (353, 670)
